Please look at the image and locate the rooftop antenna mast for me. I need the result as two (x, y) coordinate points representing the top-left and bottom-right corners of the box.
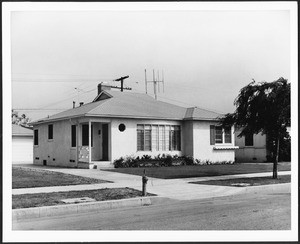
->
(110, 76), (132, 92)
(144, 69), (165, 100)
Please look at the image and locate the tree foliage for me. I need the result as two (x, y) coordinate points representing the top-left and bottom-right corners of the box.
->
(220, 77), (290, 178)
(12, 110), (31, 126)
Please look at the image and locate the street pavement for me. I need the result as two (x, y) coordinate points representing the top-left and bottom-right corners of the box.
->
(13, 190), (291, 230)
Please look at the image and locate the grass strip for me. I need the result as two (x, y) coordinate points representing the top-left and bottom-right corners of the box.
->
(13, 187), (155, 209)
(13, 167), (111, 189)
(104, 163), (291, 179)
(190, 175), (291, 187)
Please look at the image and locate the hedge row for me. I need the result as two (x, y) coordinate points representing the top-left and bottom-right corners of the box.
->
(113, 154), (234, 168)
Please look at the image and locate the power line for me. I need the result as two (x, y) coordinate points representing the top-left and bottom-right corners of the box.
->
(12, 78), (114, 83)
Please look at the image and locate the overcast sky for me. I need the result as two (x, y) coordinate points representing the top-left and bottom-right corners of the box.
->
(11, 8), (290, 120)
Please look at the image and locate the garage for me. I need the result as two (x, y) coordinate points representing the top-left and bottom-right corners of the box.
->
(12, 124), (33, 164)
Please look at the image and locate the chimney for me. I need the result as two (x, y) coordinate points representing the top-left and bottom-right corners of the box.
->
(97, 83), (111, 95)
(73, 101), (75, 108)
(79, 102), (84, 107)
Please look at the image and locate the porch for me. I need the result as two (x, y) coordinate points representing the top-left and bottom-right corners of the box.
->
(73, 119), (113, 169)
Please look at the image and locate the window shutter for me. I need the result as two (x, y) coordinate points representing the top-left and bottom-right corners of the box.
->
(210, 125), (215, 145)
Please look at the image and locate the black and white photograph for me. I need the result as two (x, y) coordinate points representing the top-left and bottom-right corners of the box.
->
(2, 1), (298, 242)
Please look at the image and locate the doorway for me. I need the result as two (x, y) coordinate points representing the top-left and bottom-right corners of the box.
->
(102, 124), (109, 160)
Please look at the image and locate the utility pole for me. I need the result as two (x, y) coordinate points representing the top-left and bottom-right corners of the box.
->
(108, 75), (131, 91)
(144, 69), (164, 100)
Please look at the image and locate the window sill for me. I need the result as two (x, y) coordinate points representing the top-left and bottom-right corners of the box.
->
(213, 146), (239, 150)
(48, 139), (53, 142)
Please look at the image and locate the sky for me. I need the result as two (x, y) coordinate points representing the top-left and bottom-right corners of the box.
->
(10, 7), (291, 121)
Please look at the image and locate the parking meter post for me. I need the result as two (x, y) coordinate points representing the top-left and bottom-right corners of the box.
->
(142, 169), (148, 196)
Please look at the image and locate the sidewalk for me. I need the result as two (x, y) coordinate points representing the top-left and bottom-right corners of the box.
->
(13, 165), (291, 201)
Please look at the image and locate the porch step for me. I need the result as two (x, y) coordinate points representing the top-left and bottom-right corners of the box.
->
(92, 161), (114, 170)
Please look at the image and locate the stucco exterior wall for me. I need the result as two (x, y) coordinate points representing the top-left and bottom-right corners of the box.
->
(182, 121), (194, 157)
(33, 120), (77, 167)
(192, 121), (235, 162)
(235, 132), (267, 162)
(110, 118), (183, 161)
(33, 117), (237, 167)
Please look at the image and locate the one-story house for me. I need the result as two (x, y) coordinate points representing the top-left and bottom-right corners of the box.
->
(235, 127), (291, 163)
(12, 124), (33, 164)
(30, 84), (238, 169)
(234, 132), (268, 162)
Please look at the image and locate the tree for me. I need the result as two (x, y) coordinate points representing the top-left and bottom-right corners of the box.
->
(220, 77), (290, 179)
(11, 110), (31, 126)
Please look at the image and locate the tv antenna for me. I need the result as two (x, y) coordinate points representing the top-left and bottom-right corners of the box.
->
(144, 69), (165, 100)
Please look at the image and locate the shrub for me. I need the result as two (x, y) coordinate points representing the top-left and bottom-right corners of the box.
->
(163, 155), (173, 167)
(113, 157), (124, 168)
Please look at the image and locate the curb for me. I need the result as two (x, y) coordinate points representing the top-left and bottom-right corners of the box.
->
(13, 196), (157, 221)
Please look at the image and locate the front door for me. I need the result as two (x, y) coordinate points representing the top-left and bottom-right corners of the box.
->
(102, 124), (109, 160)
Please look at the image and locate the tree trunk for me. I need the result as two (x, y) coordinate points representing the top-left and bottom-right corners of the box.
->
(273, 136), (280, 179)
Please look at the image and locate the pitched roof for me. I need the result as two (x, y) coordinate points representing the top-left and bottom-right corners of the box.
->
(12, 124), (33, 136)
(184, 107), (223, 120)
(31, 90), (222, 124)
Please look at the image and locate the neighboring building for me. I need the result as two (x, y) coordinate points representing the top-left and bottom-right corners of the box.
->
(235, 131), (268, 163)
(30, 85), (238, 169)
(235, 127), (291, 163)
(12, 124), (33, 164)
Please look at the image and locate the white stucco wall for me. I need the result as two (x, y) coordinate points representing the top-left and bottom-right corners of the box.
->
(110, 118), (183, 161)
(33, 117), (237, 167)
(235, 132), (267, 162)
(33, 120), (78, 167)
(192, 121), (235, 162)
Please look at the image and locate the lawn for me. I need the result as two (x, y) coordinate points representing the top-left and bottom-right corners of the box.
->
(12, 187), (154, 209)
(103, 162), (291, 179)
(190, 175), (291, 187)
(13, 167), (111, 189)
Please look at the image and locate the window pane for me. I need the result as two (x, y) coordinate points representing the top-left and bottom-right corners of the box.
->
(48, 124), (53, 140)
(34, 129), (38, 145)
(159, 125), (165, 151)
(152, 125), (158, 151)
(224, 127), (232, 143)
(144, 129), (152, 151)
(245, 133), (254, 146)
(165, 126), (170, 150)
(71, 125), (76, 147)
(215, 126), (223, 143)
(137, 129), (144, 151)
(175, 129), (181, 150)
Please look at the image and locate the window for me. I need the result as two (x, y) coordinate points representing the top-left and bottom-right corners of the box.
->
(82, 124), (93, 146)
(224, 127), (232, 143)
(210, 125), (232, 145)
(245, 133), (254, 146)
(34, 129), (38, 146)
(137, 125), (145, 151)
(215, 126), (223, 143)
(137, 124), (181, 151)
(48, 124), (53, 140)
(170, 125), (181, 150)
(144, 125), (152, 151)
(71, 125), (76, 147)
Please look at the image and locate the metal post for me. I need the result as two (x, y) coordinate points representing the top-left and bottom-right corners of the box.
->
(142, 169), (148, 196)
(88, 120), (92, 166)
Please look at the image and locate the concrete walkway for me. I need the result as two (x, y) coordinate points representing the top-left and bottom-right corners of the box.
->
(13, 164), (291, 200)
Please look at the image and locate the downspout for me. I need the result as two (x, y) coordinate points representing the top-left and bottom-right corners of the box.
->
(88, 120), (92, 167)
(76, 120), (79, 168)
